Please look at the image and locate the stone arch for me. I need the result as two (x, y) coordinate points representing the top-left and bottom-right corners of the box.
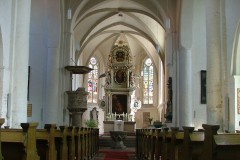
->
(231, 19), (240, 130)
(231, 20), (240, 75)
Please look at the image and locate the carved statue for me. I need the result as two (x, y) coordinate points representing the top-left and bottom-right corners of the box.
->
(90, 107), (99, 121)
(165, 77), (172, 122)
(129, 71), (134, 87)
(105, 71), (111, 87)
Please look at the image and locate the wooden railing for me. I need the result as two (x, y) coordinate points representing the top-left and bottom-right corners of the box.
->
(0, 118), (99, 160)
(136, 124), (240, 160)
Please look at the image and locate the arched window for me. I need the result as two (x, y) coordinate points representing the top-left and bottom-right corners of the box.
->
(87, 57), (98, 103)
(142, 58), (153, 104)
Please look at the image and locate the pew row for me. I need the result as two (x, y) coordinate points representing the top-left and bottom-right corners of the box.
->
(136, 124), (240, 160)
(0, 119), (99, 160)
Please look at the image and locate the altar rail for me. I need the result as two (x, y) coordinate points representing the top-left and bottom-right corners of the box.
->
(136, 124), (240, 160)
(0, 118), (99, 160)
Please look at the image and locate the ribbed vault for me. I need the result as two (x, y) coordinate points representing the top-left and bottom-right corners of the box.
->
(64, 0), (176, 67)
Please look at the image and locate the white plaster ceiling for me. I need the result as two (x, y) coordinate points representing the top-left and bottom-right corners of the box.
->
(67, 0), (177, 66)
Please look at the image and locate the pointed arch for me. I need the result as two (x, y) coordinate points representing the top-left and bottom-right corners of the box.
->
(142, 57), (154, 104)
(231, 20), (240, 75)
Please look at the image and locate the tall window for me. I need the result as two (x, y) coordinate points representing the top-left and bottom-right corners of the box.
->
(142, 58), (153, 104)
(87, 57), (98, 103)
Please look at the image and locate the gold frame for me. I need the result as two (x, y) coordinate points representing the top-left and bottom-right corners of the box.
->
(114, 69), (126, 84)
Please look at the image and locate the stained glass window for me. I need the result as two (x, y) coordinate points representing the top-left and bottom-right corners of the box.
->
(143, 58), (153, 104)
(88, 57), (98, 103)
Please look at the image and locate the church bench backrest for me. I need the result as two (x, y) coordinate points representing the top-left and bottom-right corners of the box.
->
(213, 134), (240, 160)
(153, 129), (162, 160)
(0, 119), (4, 160)
(0, 120), (98, 160)
(161, 127), (170, 160)
(190, 131), (204, 142)
(135, 129), (144, 159)
(214, 134), (240, 145)
(36, 124), (58, 160)
(170, 127), (184, 160)
(1, 128), (24, 142)
(1, 123), (40, 160)
(181, 126), (205, 160)
(202, 124), (240, 160)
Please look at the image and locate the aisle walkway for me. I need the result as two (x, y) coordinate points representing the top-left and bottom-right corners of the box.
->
(94, 147), (136, 160)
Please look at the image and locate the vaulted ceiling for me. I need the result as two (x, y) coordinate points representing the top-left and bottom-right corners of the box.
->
(65, 0), (178, 66)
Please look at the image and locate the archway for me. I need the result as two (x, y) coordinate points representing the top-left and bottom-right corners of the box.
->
(231, 20), (240, 130)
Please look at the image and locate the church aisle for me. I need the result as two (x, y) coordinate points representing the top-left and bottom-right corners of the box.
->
(94, 147), (136, 160)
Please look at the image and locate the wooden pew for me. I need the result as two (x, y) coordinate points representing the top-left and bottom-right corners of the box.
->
(201, 124), (240, 160)
(0, 120), (99, 160)
(36, 124), (59, 160)
(135, 127), (170, 160)
(170, 127), (184, 160)
(1, 122), (40, 160)
(135, 129), (141, 159)
(182, 126), (204, 160)
(152, 129), (162, 160)
(0, 118), (4, 160)
(161, 126), (203, 160)
(58, 126), (68, 160)
(142, 129), (148, 159)
(135, 129), (148, 159)
(136, 124), (240, 160)
(148, 129), (156, 160)
(135, 127), (204, 160)
(92, 128), (99, 157)
(146, 129), (153, 159)
(161, 127), (171, 160)
(170, 124), (240, 160)
(166, 125), (240, 160)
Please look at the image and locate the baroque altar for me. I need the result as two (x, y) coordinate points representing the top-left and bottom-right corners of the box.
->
(102, 42), (138, 133)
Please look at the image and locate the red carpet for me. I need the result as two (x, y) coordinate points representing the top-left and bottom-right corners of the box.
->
(102, 151), (132, 159)
(95, 148), (135, 160)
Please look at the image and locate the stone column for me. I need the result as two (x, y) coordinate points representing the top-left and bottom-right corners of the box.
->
(11, 0), (31, 127)
(45, 48), (60, 123)
(67, 87), (88, 127)
(44, 0), (61, 124)
(0, 29), (4, 118)
(178, 49), (193, 127)
(206, 0), (223, 127)
(178, 0), (194, 127)
(60, 20), (72, 125)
